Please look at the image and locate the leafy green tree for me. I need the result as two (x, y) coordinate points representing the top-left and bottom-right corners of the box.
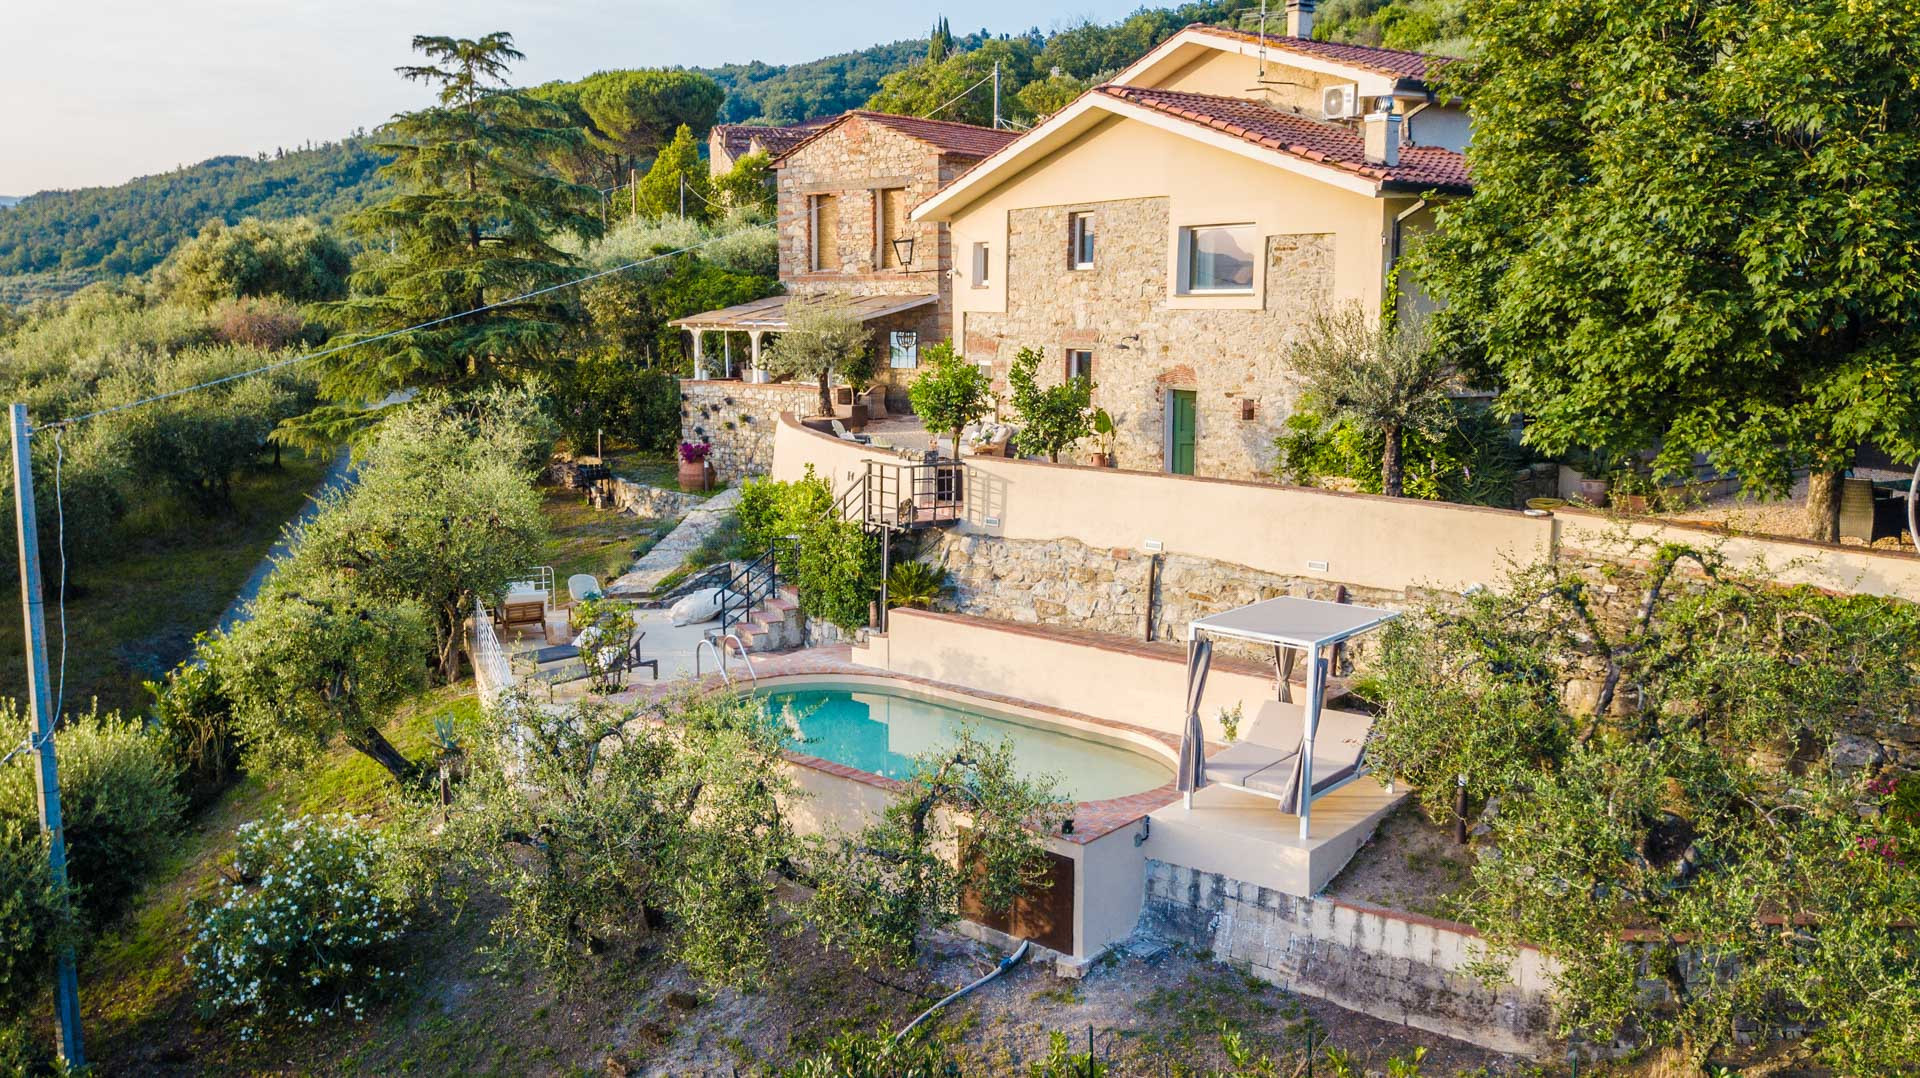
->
(800, 730), (1065, 968)
(0, 820), (73, 1027)
(218, 572), (433, 785)
(1006, 346), (1093, 462)
(314, 32), (601, 419)
(1368, 548), (1920, 1069)
(1285, 302), (1454, 497)
(1015, 73), (1093, 120)
(284, 394), (549, 682)
(907, 340), (994, 458)
(712, 151), (776, 216)
(448, 689), (793, 985)
(1415, 0), (1920, 539)
(762, 294), (872, 417)
(635, 124), (713, 222)
(158, 217), (352, 306)
(866, 38), (1039, 128)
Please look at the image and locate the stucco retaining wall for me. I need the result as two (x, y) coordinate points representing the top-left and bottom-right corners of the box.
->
(1143, 859), (1559, 1057)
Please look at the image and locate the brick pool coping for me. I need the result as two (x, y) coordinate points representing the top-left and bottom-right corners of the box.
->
(613, 644), (1200, 844)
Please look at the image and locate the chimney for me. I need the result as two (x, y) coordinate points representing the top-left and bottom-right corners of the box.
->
(1285, 0), (1315, 39)
(1363, 102), (1401, 167)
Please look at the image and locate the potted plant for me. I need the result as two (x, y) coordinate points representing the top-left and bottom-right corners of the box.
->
(1611, 467), (1657, 514)
(677, 441), (713, 491)
(1088, 407), (1117, 468)
(842, 364), (874, 433)
(1568, 449), (1616, 508)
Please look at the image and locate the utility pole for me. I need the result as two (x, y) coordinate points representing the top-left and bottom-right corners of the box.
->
(992, 62), (1001, 129)
(9, 403), (83, 1068)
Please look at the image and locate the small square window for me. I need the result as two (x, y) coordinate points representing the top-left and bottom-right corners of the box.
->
(971, 242), (991, 287)
(1065, 349), (1094, 382)
(1069, 212), (1095, 269)
(1180, 224), (1255, 293)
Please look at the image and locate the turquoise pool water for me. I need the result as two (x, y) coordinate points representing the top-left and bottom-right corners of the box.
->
(758, 682), (1173, 802)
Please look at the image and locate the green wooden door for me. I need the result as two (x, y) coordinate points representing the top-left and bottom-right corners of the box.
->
(1169, 390), (1197, 475)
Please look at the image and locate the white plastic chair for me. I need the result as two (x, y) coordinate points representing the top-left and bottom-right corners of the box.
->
(567, 574), (602, 604)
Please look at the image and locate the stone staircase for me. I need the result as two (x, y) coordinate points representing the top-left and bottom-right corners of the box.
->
(719, 584), (804, 653)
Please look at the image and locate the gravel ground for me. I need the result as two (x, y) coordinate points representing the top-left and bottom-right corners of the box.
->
(1650, 472), (1914, 550)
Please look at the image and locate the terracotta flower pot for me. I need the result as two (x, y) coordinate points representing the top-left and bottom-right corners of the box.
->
(677, 459), (712, 492)
(1617, 493), (1649, 514)
(1089, 451), (1110, 468)
(1574, 476), (1611, 508)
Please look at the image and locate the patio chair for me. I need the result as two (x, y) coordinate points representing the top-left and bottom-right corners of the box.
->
(567, 574), (602, 604)
(1206, 700), (1374, 814)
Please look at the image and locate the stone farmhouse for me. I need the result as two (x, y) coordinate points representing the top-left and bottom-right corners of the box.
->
(911, 12), (1471, 478)
(705, 118), (830, 176)
(674, 111), (1018, 413)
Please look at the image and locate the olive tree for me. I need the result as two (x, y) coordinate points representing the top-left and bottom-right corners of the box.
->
(1286, 302), (1454, 498)
(763, 294), (872, 418)
(218, 572), (432, 785)
(447, 689), (793, 985)
(285, 395), (548, 682)
(799, 730), (1066, 968)
(1367, 545), (1920, 1069)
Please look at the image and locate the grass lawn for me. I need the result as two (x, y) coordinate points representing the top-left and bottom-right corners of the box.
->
(0, 451), (333, 719)
(538, 487), (674, 586)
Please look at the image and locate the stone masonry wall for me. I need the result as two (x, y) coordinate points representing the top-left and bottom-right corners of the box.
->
(775, 115), (959, 400)
(959, 197), (1334, 478)
(681, 379), (820, 482)
(921, 528), (1920, 771)
(1143, 859), (1559, 1057)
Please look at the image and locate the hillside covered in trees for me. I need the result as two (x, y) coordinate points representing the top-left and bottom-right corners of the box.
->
(0, 0), (1459, 305)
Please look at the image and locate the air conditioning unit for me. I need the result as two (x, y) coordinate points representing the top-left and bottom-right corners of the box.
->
(1321, 84), (1362, 120)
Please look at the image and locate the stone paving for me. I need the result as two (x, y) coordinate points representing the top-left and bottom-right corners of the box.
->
(607, 484), (742, 597)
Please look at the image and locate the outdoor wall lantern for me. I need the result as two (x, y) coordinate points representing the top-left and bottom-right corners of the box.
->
(891, 236), (916, 268)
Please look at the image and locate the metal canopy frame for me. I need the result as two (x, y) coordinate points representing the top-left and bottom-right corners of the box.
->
(1183, 596), (1399, 840)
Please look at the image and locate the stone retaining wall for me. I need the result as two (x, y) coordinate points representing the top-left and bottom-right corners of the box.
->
(681, 379), (820, 481)
(1143, 859), (1558, 1057)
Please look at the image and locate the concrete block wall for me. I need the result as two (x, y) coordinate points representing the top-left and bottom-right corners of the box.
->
(1143, 859), (1559, 1057)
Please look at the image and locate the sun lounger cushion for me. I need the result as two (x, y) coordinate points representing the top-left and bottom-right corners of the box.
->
(1212, 703), (1374, 812)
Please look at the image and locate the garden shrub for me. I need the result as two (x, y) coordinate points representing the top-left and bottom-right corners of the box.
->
(146, 642), (244, 810)
(0, 702), (183, 925)
(736, 469), (877, 633)
(0, 818), (74, 1023)
(185, 814), (421, 1039)
(1273, 405), (1522, 507)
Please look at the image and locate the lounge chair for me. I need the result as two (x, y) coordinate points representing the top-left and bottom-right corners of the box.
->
(1205, 700), (1374, 814)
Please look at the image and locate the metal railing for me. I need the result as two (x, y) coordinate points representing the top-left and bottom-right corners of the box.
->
(471, 598), (515, 706)
(716, 537), (789, 633)
(837, 459), (965, 531)
(721, 633), (758, 688)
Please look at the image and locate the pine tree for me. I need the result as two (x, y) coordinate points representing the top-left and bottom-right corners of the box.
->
(309, 32), (601, 417)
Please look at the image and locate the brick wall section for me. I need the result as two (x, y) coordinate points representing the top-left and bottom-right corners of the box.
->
(1142, 859), (1559, 1057)
(681, 380), (819, 482)
(959, 196), (1335, 478)
(775, 115), (960, 400)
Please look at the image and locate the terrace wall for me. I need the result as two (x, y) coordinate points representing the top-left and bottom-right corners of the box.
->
(1143, 859), (1559, 1057)
(682, 380), (819, 482)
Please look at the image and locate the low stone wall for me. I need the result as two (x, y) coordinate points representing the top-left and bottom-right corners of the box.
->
(1143, 859), (1558, 1057)
(682, 379), (821, 482)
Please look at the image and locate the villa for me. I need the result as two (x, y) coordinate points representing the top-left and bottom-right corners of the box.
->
(910, 13), (1470, 478)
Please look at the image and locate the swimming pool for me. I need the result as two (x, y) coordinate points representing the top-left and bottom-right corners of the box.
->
(757, 681), (1174, 802)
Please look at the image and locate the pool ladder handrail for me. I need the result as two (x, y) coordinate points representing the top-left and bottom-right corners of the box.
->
(694, 634), (758, 689)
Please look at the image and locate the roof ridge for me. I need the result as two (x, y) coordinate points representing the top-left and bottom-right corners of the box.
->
(1178, 21), (1455, 81)
(848, 109), (1016, 133)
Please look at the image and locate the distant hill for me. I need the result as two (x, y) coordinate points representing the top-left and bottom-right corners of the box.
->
(0, 197), (19, 209)
(0, 0), (1456, 306)
(0, 138), (394, 291)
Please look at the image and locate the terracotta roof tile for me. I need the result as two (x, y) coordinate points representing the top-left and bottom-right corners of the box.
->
(1187, 23), (1456, 84)
(712, 119), (832, 161)
(1099, 85), (1469, 193)
(771, 110), (1020, 166)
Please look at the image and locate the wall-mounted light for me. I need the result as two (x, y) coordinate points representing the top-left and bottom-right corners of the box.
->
(891, 236), (916, 268)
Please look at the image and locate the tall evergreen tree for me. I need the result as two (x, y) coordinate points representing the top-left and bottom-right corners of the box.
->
(310, 32), (601, 423)
(635, 124), (712, 222)
(929, 17), (953, 62)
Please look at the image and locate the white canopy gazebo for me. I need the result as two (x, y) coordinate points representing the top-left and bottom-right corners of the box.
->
(1176, 596), (1399, 840)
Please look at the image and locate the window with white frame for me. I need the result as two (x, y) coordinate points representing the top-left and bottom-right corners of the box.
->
(1065, 349), (1093, 382)
(970, 241), (991, 287)
(1178, 224), (1256, 293)
(1068, 212), (1095, 269)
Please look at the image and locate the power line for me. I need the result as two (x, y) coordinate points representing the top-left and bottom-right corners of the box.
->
(43, 233), (737, 433)
(924, 69), (999, 121)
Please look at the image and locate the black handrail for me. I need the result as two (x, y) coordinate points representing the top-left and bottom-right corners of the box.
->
(717, 536), (790, 632)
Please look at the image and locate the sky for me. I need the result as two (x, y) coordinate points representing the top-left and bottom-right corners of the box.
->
(3, 0), (1143, 195)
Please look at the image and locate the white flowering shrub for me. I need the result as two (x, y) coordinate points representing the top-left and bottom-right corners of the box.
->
(185, 815), (416, 1038)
